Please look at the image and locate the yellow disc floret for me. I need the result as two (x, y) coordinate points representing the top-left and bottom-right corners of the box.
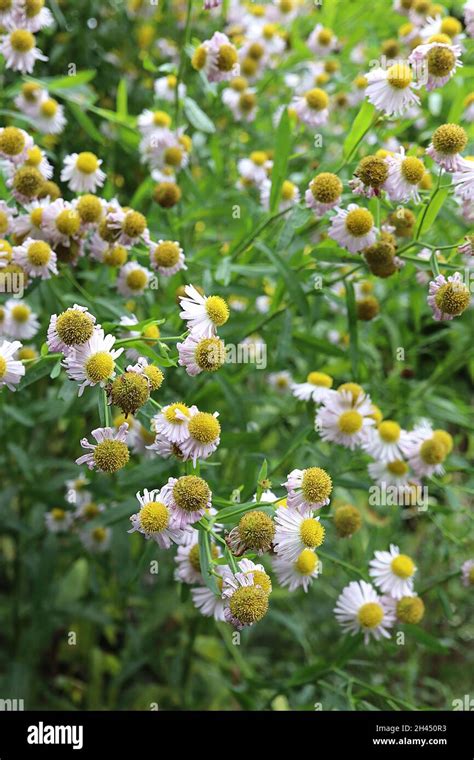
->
(310, 172), (342, 203)
(378, 420), (401, 443)
(229, 585), (269, 625)
(307, 371), (333, 387)
(338, 410), (363, 434)
(396, 595), (425, 624)
(195, 336), (226, 372)
(93, 439), (129, 473)
(295, 548), (318, 575)
(238, 510), (275, 552)
(432, 123), (467, 156)
(139, 501), (169, 533)
(55, 308), (95, 346)
(0, 126), (25, 157)
(358, 601), (384, 628)
(345, 208), (374, 236)
(172, 475), (211, 514)
(205, 295), (229, 327)
(301, 467), (332, 504)
(27, 240), (51, 266)
(334, 504), (362, 537)
(188, 412), (221, 443)
(299, 517), (325, 548)
(391, 554), (415, 578)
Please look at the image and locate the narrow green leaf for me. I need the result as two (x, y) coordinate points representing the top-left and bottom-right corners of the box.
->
(183, 97), (215, 133)
(256, 241), (309, 319)
(343, 100), (375, 159)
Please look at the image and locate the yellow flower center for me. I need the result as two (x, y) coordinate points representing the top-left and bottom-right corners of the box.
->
(164, 146), (183, 167)
(217, 43), (238, 72)
(420, 437), (446, 465)
(317, 28), (333, 45)
(356, 156), (388, 188)
(357, 602), (384, 628)
(334, 505), (362, 537)
(139, 501), (169, 533)
(10, 29), (34, 53)
(0, 356), (6, 378)
(299, 517), (325, 548)
(0, 126), (25, 156)
(396, 596), (425, 624)
(93, 439), (129, 472)
(440, 16), (461, 38)
(250, 150), (267, 166)
(143, 364), (164, 391)
(153, 110), (171, 127)
(239, 510), (275, 551)
(153, 241), (180, 267)
(305, 88), (329, 110)
(427, 46), (456, 77)
(92, 527), (107, 543)
(310, 172), (342, 203)
(56, 209), (81, 236)
(195, 336), (226, 372)
(126, 268), (148, 291)
(434, 281), (470, 316)
(432, 429), (453, 455)
(248, 42), (264, 60)
(231, 76), (248, 92)
(172, 475), (210, 513)
(76, 194), (103, 223)
(11, 304), (30, 322)
(378, 420), (401, 443)
(110, 371), (150, 415)
(391, 554), (415, 579)
(192, 45), (207, 71)
(123, 210), (146, 238)
(85, 351), (115, 383)
(239, 92), (257, 113)
(83, 502), (100, 519)
(166, 74), (177, 88)
(345, 208), (374, 237)
(205, 295), (229, 326)
(295, 548), (318, 575)
(27, 240), (51, 266)
(25, 0), (44, 17)
(51, 508), (66, 521)
(55, 308), (94, 345)
(301, 467), (333, 504)
(401, 156), (425, 184)
(40, 98), (58, 117)
(76, 152), (99, 174)
(338, 410), (363, 434)
(229, 585), (269, 625)
(0, 214), (9, 235)
(387, 63), (413, 89)
(13, 166), (43, 198)
(163, 402), (190, 424)
(103, 245), (127, 267)
(432, 123), (468, 155)
(387, 459), (409, 475)
(307, 371), (333, 387)
(188, 412), (221, 443)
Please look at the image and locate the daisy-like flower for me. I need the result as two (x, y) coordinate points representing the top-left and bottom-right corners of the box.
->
(45, 508), (74, 534)
(284, 466), (332, 512)
(14, 80), (44, 115)
(369, 544), (417, 599)
(461, 559), (474, 587)
(409, 41), (462, 91)
(384, 147), (426, 203)
(273, 549), (321, 592)
(47, 304), (97, 355)
(80, 525), (112, 554)
(0, 28), (47, 73)
(14, 0), (54, 32)
(222, 567), (270, 629)
(35, 94), (67, 134)
(107, 207), (149, 246)
(237, 151), (273, 188)
(62, 328), (123, 396)
(226, 509), (275, 555)
(293, 88), (329, 127)
(368, 458), (412, 488)
(0, 200), (17, 238)
(0, 338), (25, 390)
(152, 402), (191, 444)
(306, 172), (344, 216)
(61, 152), (106, 193)
(129, 487), (189, 548)
(402, 422), (451, 478)
(316, 389), (375, 450)
(274, 505), (325, 562)
(260, 178), (300, 211)
(116, 261), (152, 297)
(179, 284), (230, 338)
(267, 370), (292, 392)
(154, 74), (186, 102)
(427, 271), (471, 321)
(76, 423), (130, 473)
(23, 144), (53, 179)
(147, 435), (184, 460)
(426, 123), (468, 171)
(3, 299), (39, 339)
(148, 239), (187, 276)
(137, 110), (173, 146)
(224, 85), (257, 123)
(65, 474), (90, 506)
(42, 199), (81, 247)
(419, 14), (464, 44)
(0, 126), (34, 166)
(307, 24), (338, 55)
(334, 580), (396, 644)
(363, 420), (410, 463)
(192, 32), (240, 83)
(365, 63), (420, 117)
(191, 564), (230, 621)
(73, 497), (105, 520)
(166, 474), (213, 528)
(180, 406), (221, 466)
(177, 333), (226, 377)
(328, 204), (377, 253)
(12, 237), (57, 280)
(291, 371), (334, 403)
(452, 156), (474, 201)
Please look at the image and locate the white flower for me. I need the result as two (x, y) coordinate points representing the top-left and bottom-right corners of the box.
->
(129, 487), (188, 549)
(177, 333), (225, 377)
(14, 0), (54, 32)
(61, 152), (106, 193)
(334, 580), (396, 644)
(80, 526), (112, 554)
(363, 420), (410, 463)
(365, 64), (420, 117)
(179, 284), (229, 338)
(45, 508), (74, 534)
(47, 304), (98, 355)
(41, 199), (81, 246)
(0, 338), (25, 390)
(452, 157), (474, 201)
(328, 204), (377, 253)
(260, 178), (300, 211)
(12, 237), (57, 280)
(368, 459), (412, 488)
(369, 544), (417, 599)
(76, 424), (130, 472)
(196, 32), (240, 83)
(384, 147), (425, 203)
(273, 549), (321, 592)
(291, 371), (333, 403)
(401, 422), (449, 478)
(174, 530), (204, 584)
(409, 42), (462, 91)
(116, 261), (152, 297)
(35, 94), (67, 134)
(191, 565), (230, 621)
(0, 200), (17, 238)
(137, 109), (173, 139)
(293, 89), (329, 127)
(222, 84), (257, 123)
(148, 239), (186, 276)
(0, 28), (47, 73)
(237, 152), (272, 188)
(307, 24), (338, 55)
(165, 473), (213, 528)
(461, 559), (474, 587)
(3, 299), (39, 339)
(0, 126), (33, 164)
(274, 505), (325, 562)
(316, 389), (375, 449)
(62, 328), (123, 396)
(151, 402), (191, 444)
(267, 370), (292, 392)
(154, 74), (186, 102)
(427, 271), (470, 322)
(284, 467), (332, 511)
(179, 406), (221, 466)
(222, 568), (269, 629)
